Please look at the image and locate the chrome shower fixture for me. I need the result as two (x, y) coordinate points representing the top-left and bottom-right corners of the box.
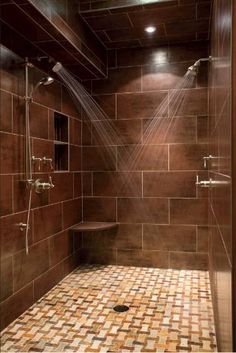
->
(37, 76), (54, 86)
(52, 62), (63, 73)
(188, 57), (212, 76)
(30, 76), (54, 98)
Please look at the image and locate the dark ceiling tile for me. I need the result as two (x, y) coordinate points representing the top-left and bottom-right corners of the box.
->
(105, 40), (141, 49)
(129, 4), (196, 27)
(105, 23), (166, 41)
(165, 19), (209, 36)
(85, 13), (132, 31)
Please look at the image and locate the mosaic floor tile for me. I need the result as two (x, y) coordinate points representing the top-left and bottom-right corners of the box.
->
(0, 265), (217, 352)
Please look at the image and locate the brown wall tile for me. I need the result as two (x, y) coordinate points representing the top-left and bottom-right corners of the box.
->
(118, 198), (168, 223)
(0, 284), (34, 331)
(143, 171), (196, 197)
(50, 230), (73, 266)
(50, 172), (73, 203)
(0, 257), (13, 301)
(169, 143), (208, 170)
(117, 249), (169, 268)
(33, 203), (62, 243)
(170, 198), (208, 225)
(0, 90), (12, 132)
(70, 145), (81, 171)
(0, 133), (24, 174)
(143, 224), (196, 251)
(92, 67), (141, 94)
(170, 251), (208, 270)
(143, 116), (196, 144)
(0, 175), (12, 216)
(82, 146), (116, 171)
(117, 145), (168, 171)
(63, 198), (82, 228)
(83, 197), (116, 221)
(93, 171), (142, 197)
(1, 211), (33, 258)
(117, 91), (168, 119)
(34, 262), (65, 301)
(13, 240), (50, 291)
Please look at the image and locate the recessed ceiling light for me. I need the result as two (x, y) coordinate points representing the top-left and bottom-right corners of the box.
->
(145, 26), (156, 33)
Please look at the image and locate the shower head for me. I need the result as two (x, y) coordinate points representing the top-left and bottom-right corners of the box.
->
(38, 76), (54, 86)
(188, 60), (201, 76)
(52, 62), (62, 73)
(30, 76), (54, 98)
(187, 57), (212, 76)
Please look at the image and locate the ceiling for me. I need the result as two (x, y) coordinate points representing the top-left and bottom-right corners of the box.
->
(79, 0), (213, 49)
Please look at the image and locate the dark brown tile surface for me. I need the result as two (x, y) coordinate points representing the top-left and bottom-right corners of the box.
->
(0, 132), (24, 174)
(170, 251), (208, 270)
(117, 249), (169, 268)
(92, 67), (141, 94)
(33, 203), (62, 243)
(0, 257), (13, 301)
(1, 211), (33, 258)
(117, 145), (168, 171)
(0, 90), (12, 132)
(0, 284), (34, 331)
(93, 171), (142, 197)
(50, 173), (73, 203)
(170, 198), (208, 225)
(143, 171), (196, 197)
(13, 240), (50, 291)
(50, 230), (73, 266)
(83, 197), (116, 222)
(118, 197), (168, 223)
(63, 198), (82, 228)
(34, 262), (65, 301)
(143, 224), (196, 251)
(169, 143), (208, 170)
(0, 175), (12, 216)
(117, 91), (168, 119)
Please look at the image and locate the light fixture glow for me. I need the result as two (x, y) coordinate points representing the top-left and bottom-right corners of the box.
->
(145, 26), (156, 34)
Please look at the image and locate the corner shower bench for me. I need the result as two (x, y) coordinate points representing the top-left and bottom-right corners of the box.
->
(70, 222), (119, 232)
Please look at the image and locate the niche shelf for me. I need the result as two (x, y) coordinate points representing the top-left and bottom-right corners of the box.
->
(54, 112), (69, 171)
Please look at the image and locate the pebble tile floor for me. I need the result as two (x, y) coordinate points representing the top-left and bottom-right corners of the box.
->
(1, 265), (217, 352)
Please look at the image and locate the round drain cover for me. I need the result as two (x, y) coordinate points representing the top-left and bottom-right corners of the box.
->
(113, 305), (129, 313)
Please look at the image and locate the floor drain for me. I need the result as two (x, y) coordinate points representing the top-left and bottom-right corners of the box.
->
(113, 305), (129, 313)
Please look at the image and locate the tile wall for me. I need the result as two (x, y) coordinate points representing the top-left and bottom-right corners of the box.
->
(81, 41), (210, 269)
(0, 46), (82, 330)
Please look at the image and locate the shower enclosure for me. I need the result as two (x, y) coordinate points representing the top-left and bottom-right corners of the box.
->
(0, 0), (235, 351)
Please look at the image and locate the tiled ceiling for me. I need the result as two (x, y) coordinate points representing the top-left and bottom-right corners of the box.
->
(78, 0), (213, 49)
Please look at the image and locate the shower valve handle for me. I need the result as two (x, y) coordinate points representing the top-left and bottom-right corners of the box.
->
(42, 156), (53, 170)
(34, 177), (54, 193)
(32, 156), (42, 171)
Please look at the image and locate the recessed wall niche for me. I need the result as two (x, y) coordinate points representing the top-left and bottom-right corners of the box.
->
(54, 112), (69, 171)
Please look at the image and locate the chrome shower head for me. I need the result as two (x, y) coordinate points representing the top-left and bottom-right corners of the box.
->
(38, 76), (54, 86)
(187, 57), (212, 76)
(30, 76), (54, 98)
(52, 62), (62, 73)
(188, 60), (201, 76)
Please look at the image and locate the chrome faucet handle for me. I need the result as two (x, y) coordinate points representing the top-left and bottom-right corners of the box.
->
(48, 176), (54, 188)
(42, 156), (53, 170)
(32, 155), (42, 171)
